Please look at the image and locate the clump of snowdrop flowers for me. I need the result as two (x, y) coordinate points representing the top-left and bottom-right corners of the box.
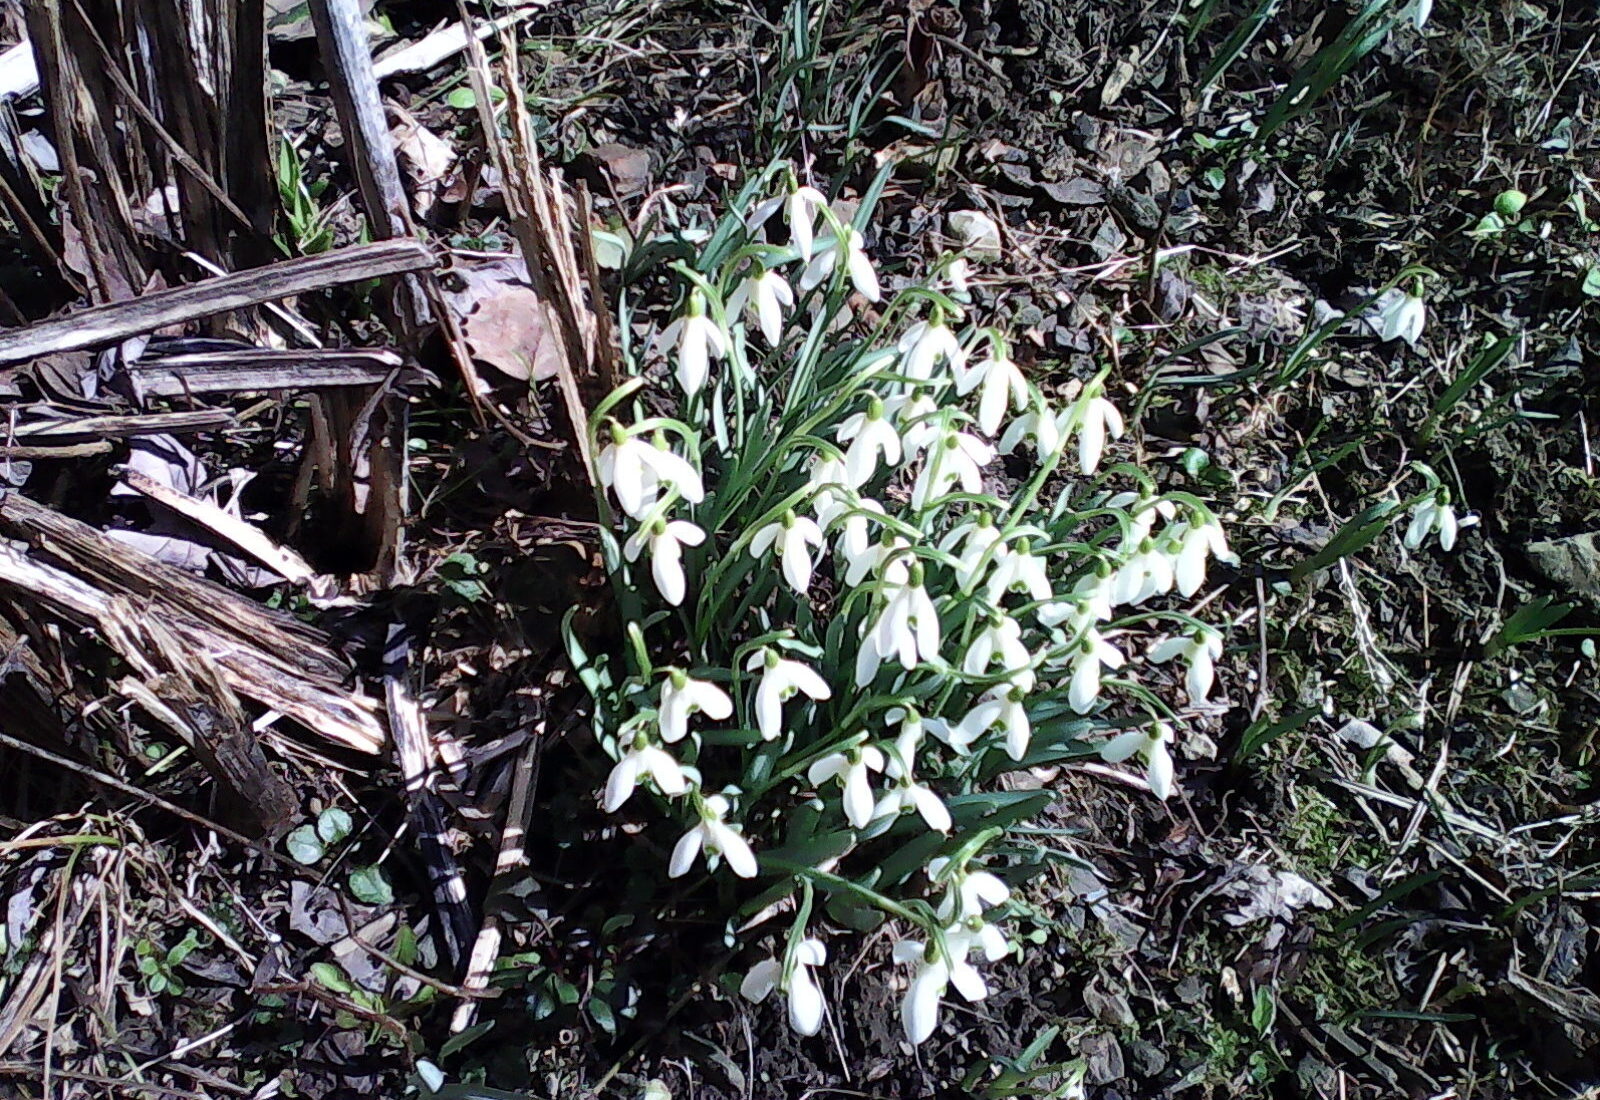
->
(572, 160), (1236, 1048)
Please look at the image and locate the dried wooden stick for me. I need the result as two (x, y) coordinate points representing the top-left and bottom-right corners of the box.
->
(0, 240), (435, 366)
(127, 348), (406, 396)
(116, 466), (321, 586)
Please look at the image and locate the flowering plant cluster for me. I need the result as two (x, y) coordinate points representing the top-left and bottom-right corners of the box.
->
(570, 162), (1235, 1046)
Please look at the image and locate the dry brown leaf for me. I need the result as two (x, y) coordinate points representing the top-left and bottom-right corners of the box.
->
(461, 282), (561, 383)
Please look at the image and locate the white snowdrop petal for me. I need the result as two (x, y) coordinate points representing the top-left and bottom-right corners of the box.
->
(740, 959), (782, 1003)
(668, 827), (703, 877)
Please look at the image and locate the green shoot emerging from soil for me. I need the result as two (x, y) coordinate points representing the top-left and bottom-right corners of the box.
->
(568, 159), (1237, 1047)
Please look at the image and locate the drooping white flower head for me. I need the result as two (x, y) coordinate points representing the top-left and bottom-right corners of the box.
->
(1100, 722), (1176, 799)
(940, 256), (972, 297)
(892, 923), (1004, 1045)
(897, 318), (967, 384)
(746, 648), (832, 742)
(740, 937), (828, 1035)
(866, 562), (942, 673)
(912, 430), (994, 508)
(1149, 627), (1224, 705)
(1403, 494), (1477, 552)
(805, 453), (855, 530)
(729, 268), (796, 345)
(659, 290), (728, 396)
(954, 683), (1033, 760)
(750, 511), (827, 594)
(836, 397), (904, 486)
(984, 539), (1053, 605)
(1172, 514), (1236, 597)
(658, 669), (733, 743)
(785, 185), (828, 261)
(1039, 563), (1116, 626)
(962, 612), (1034, 689)
(940, 512), (1002, 591)
(808, 744), (886, 828)
(1109, 537), (1177, 607)
(1364, 286), (1427, 346)
(669, 792), (758, 878)
(961, 342), (1030, 436)
(997, 397), (1063, 462)
(928, 857), (1011, 922)
(602, 735), (690, 812)
(836, 497), (886, 564)
(800, 227), (880, 302)
(1066, 623), (1126, 713)
(623, 518), (706, 606)
(888, 391), (944, 458)
(1073, 389), (1125, 476)
(872, 768), (952, 833)
(596, 426), (705, 519)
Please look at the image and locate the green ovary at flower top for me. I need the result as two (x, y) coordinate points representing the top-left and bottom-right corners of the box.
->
(573, 160), (1238, 1047)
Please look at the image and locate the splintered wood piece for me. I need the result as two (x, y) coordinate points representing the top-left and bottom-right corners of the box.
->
(128, 347), (405, 395)
(0, 239), (435, 366)
(309, 0), (413, 242)
(13, 409), (236, 439)
(117, 466), (321, 586)
(0, 492), (342, 682)
(0, 536), (384, 756)
(371, 7), (546, 79)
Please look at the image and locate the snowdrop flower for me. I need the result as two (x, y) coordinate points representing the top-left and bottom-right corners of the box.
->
(1110, 538), (1176, 606)
(941, 512), (1002, 590)
(1109, 491), (1178, 548)
(1067, 624), (1126, 713)
(897, 318), (966, 384)
(963, 612), (1033, 688)
(841, 525), (909, 589)
(872, 763), (951, 833)
(1100, 722), (1176, 799)
(623, 518), (705, 606)
(954, 684), (1033, 759)
(746, 648), (831, 741)
(785, 185), (828, 260)
(893, 923), (1004, 1045)
(740, 937), (828, 1036)
(1149, 627), (1223, 705)
(928, 858), (1010, 921)
(1364, 286), (1427, 346)
(1073, 389), (1125, 475)
(867, 563), (942, 672)
(836, 398), (903, 486)
(808, 745), (885, 828)
(984, 540), (1053, 604)
(602, 735), (690, 811)
(597, 426), (705, 519)
(998, 397), (1063, 462)
(1040, 564), (1116, 626)
(729, 268), (795, 345)
(912, 431), (994, 508)
(658, 669), (733, 743)
(669, 792), (758, 878)
(1172, 515), (1236, 597)
(751, 511), (826, 594)
(805, 454), (854, 529)
(888, 391), (944, 457)
(836, 498), (885, 566)
(941, 256), (972, 297)
(1403, 493), (1477, 552)
(961, 348), (1030, 436)
(1407, 0), (1432, 30)
(659, 291), (727, 396)
(800, 227), (880, 302)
